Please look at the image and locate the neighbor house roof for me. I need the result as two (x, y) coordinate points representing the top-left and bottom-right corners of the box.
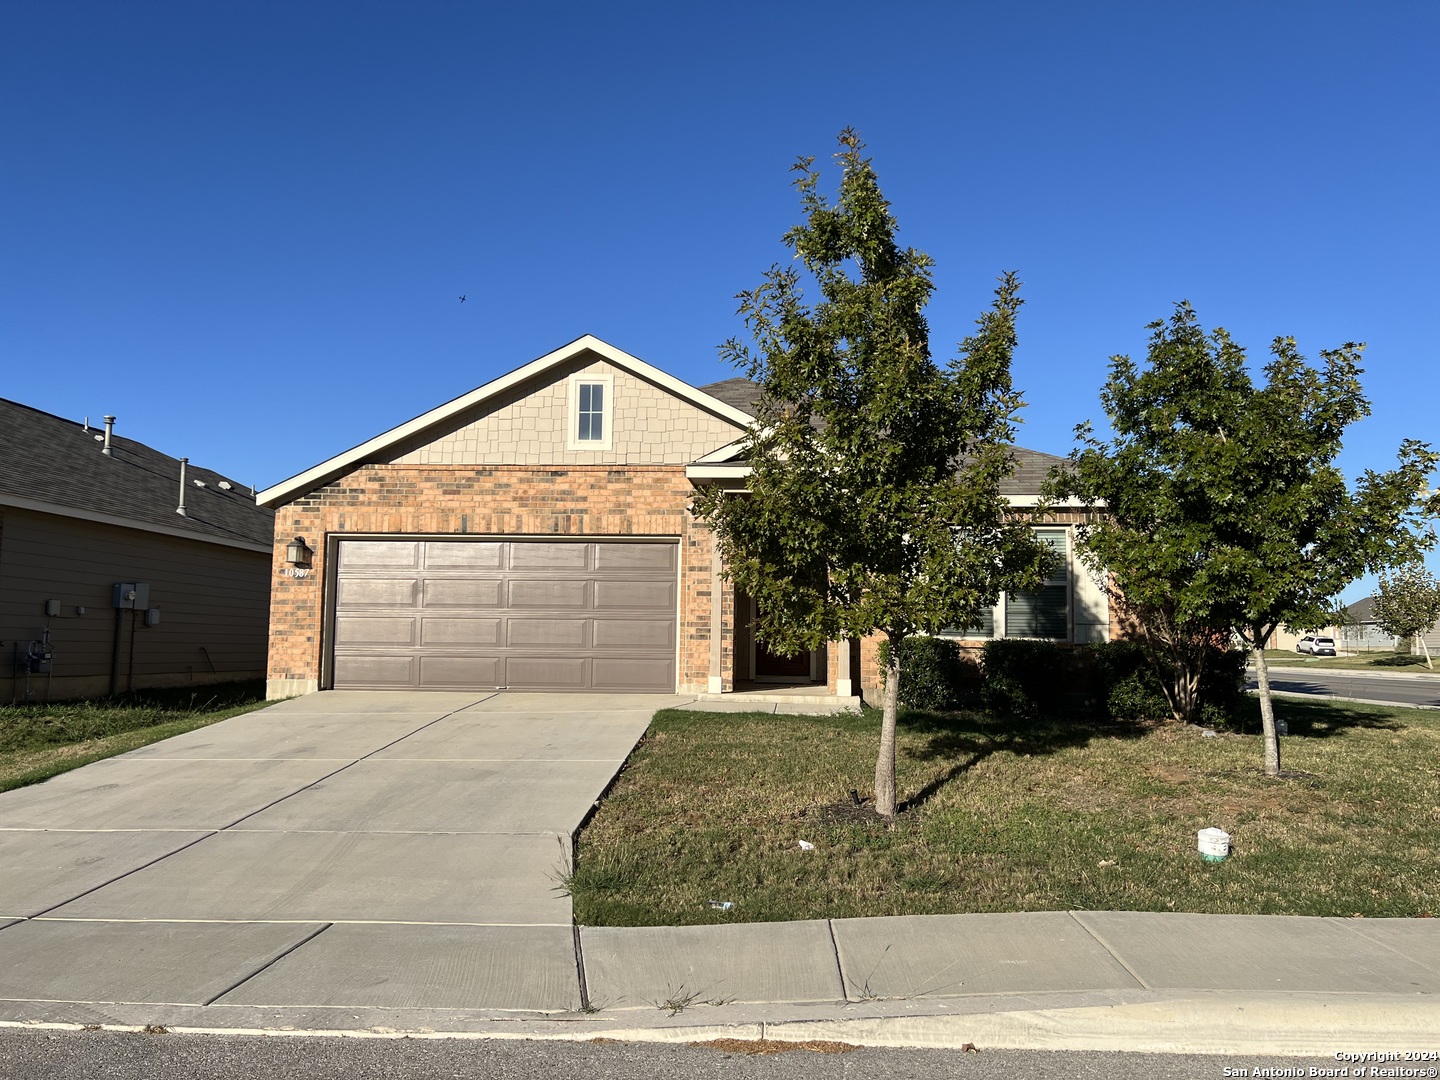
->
(257, 335), (756, 509)
(0, 399), (274, 552)
(692, 377), (1069, 496)
(1345, 596), (1378, 624)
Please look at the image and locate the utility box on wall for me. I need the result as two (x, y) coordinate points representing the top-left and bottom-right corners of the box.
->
(112, 583), (151, 610)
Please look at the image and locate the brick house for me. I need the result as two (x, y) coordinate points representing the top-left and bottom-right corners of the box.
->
(256, 336), (1110, 702)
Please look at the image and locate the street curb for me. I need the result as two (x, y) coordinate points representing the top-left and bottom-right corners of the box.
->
(2, 991), (1438, 1056)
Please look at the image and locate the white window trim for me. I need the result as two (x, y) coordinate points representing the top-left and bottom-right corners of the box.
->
(566, 373), (614, 452)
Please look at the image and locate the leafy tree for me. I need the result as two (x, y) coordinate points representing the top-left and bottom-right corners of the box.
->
(1371, 562), (1440, 669)
(1050, 304), (1439, 775)
(694, 130), (1050, 818)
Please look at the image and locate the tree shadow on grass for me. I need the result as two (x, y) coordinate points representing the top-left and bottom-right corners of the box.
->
(1240, 696), (1406, 738)
(895, 706), (1154, 814)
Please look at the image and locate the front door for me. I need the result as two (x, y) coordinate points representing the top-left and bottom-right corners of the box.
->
(751, 599), (813, 681)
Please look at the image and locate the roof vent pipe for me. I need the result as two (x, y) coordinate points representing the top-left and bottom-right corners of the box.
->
(176, 457), (188, 516)
(102, 416), (115, 456)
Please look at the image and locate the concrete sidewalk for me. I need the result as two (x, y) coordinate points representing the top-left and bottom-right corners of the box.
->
(1, 908), (1437, 1054)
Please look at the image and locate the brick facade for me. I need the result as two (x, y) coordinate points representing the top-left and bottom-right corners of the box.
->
(266, 464), (727, 697)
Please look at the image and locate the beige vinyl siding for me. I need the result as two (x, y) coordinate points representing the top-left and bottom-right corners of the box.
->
(0, 507), (269, 699)
(390, 356), (745, 467)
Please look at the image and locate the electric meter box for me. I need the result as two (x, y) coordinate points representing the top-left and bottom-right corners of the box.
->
(112, 583), (151, 609)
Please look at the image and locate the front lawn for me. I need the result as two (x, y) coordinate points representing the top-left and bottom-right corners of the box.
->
(570, 698), (1440, 925)
(0, 680), (269, 794)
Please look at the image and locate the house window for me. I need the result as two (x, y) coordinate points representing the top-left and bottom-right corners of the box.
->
(578, 382), (604, 441)
(945, 527), (1071, 641)
(566, 374), (614, 451)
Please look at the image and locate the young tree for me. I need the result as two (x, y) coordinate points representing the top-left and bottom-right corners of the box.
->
(1371, 563), (1440, 669)
(1050, 304), (1439, 774)
(694, 130), (1050, 818)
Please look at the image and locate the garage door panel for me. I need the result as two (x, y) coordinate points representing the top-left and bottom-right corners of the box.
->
(419, 656), (501, 687)
(333, 539), (676, 692)
(592, 658), (675, 690)
(338, 542), (420, 569)
(505, 657), (587, 689)
(420, 618), (501, 646)
(508, 544), (590, 570)
(337, 578), (418, 607)
(594, 580), (675, 611)
(424, 542), (503, 568)
(333, 655), (415, 687)
(335, 617), (416, 647)
(424, 579), (503, 607)
(508, 579), (588, 610)
(594, 544), (677, 571)
(593, 618), (673, 648)
(507, 619), (588, 648)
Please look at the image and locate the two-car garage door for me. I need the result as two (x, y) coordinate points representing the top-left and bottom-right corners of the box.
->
(330, 538), (678, 692)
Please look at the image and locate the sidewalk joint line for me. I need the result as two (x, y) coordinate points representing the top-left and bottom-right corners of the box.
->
(24, 831), (221, 920)
(572, 923), (590, 1013)
(825, 919), (849, 1002)
(1067, 911), (1153, 990)
(201, 922), (334, 1006)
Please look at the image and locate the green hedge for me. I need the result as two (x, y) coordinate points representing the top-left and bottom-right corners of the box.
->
(979, 639), (1067, 720)
(1086, 640), (1247, 725)
(877, 636), (979, 711)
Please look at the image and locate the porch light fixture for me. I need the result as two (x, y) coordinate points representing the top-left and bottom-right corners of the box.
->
(285, 536), (313, 567)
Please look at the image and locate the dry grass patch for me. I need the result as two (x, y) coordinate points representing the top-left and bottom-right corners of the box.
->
(571, 698), (1440, 925)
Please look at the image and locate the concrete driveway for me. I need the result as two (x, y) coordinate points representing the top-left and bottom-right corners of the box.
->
(0, 691), (682, 1014)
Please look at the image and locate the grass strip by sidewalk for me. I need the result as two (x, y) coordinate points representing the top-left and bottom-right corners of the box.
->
(570, 697), (1440, 926)
(0, 680), (269, 794)
(1260, 649), (1436, 674)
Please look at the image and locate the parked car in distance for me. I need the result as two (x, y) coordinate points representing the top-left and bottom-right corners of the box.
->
(1296, 635), (1337, 656)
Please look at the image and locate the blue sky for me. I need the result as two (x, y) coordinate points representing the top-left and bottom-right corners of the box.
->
(4, 2), (1437, 599)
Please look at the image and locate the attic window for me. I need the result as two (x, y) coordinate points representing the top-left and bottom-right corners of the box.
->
(567, 374), (614, 451)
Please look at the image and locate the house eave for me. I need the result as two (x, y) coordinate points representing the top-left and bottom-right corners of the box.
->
(0, 493), (272, 553)
(257, 335), (756, 508)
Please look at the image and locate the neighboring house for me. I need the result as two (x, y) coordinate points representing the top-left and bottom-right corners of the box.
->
(1335, 597), (1400, 652)
(0, 400), (275, 702)
(256, 336), (1111, 703)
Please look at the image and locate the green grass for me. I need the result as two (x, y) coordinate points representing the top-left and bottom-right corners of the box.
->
(1261, 649), (1435, 673)
(570, 697), (1440, 926)
(0, 680), (269, 793)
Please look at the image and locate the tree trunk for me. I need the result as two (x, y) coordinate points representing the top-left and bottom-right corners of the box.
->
(875, 632), (900, 819)
(1419, 634), (1434, 670)
(1252, 631), (1282, 777)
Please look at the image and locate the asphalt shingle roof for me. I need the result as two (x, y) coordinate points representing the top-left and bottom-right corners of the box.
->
(697, 378), (1065, 494)
(0, 399), (274, 548)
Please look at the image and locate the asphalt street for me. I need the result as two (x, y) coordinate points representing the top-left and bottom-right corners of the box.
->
(1250, 666), (1440, 708)
(0, 1028), (1348, 1080)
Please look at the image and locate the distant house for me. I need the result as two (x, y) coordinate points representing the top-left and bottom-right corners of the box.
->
(1337, 597), (1400, 652)
(256, 335), (1112, 702)
(0, 400), (274, 702)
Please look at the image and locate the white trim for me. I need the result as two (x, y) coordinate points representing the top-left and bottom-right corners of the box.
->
(686, 464), (753, 481)
(691, 437), (751, 465)
(566, 373), (614, 452)
(1003, 494), (1094, 507)
(0, 493), (271, 553)
(257, 335), (755, 508)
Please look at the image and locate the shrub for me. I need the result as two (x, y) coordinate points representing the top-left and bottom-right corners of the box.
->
(877, 636), (978, 711)
(1086, 640), (1247, 725)
(980, 639), (1066, 720)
